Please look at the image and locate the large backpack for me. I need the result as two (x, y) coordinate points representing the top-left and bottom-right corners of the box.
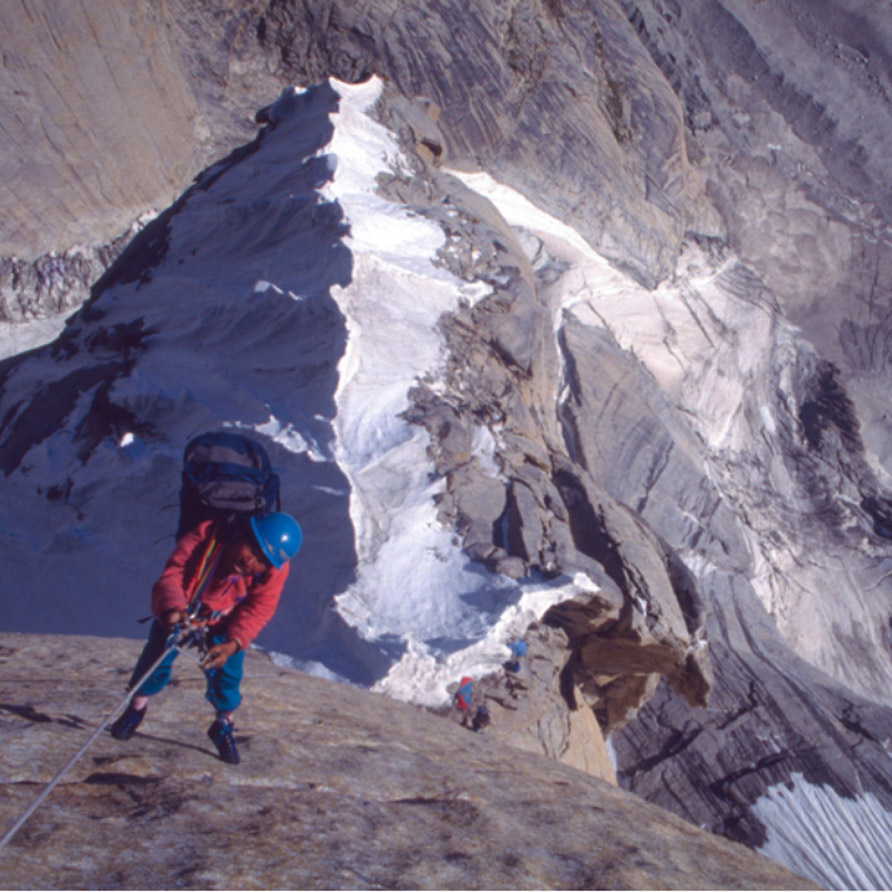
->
(177, 431), (281, 539)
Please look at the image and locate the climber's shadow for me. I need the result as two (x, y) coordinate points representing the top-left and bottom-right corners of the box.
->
(0, 702), (87, 730)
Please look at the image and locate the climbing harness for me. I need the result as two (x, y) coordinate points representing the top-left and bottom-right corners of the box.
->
(0, 611), (213, 855)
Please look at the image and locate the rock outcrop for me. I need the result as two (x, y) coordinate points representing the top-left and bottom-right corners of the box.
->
(0, 633), (814, 890)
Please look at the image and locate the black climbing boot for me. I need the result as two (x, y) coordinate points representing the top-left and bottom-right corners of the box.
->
(110, 703), (146, 741)
(207, 717), (240, 764)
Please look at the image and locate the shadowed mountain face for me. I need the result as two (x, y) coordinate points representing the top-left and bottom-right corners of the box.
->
(4, 2), (892, 888)
(0, 82), (397, 685)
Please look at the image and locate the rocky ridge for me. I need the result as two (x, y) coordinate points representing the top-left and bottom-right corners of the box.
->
(378, 159), (712, 732)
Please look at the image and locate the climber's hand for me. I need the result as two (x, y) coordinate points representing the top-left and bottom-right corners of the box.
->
(201, 639), (239, 670)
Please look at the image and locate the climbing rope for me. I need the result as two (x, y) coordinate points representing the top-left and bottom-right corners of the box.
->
(0, 618), (209, 854)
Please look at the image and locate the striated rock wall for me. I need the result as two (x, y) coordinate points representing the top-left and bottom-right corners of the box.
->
(0, 0), (283, 324)
(0, 0), (198, 260)
(618, 0), (892, 501)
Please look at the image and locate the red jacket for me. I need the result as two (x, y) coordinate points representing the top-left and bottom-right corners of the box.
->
(151, 521), (289, 649)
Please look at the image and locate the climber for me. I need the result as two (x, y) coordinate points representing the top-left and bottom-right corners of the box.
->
(471, 705), (490, 733)
(455, 676), (473, 711)
(505, 639), (527, 673)
(110, 512), (302, 764)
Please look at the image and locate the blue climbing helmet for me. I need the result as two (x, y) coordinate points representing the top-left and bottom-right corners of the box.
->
(250, 512), (302, 569)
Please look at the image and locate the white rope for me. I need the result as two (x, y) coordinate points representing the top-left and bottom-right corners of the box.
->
(0, 631), (191, 854)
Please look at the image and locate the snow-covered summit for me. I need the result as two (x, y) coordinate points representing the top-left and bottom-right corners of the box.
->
(0, 78), (589, 698)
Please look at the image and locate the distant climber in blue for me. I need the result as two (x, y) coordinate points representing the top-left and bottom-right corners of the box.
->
(110, 511), (302, 764)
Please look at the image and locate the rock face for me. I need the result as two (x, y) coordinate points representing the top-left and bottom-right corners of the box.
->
(0, 0), (283, 322)
(257, 0), (718, 288)
(0, 0), (288, 263)
(0, 633), (814, 891)
(2, 0), (712, 313)
(5, 2), (892, 889)
(0, 1), (197, 260)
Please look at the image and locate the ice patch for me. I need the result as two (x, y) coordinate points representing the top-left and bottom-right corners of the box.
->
(605, 736), (618, 774)
(753, 772), (892, 890)
(118, 431), (149, 459)
(759, 404), (777, 435)
(333, 419), (516, 642)
(457, 279), (493, 305)
(310, 485), (349, 496)
(471, 424), (502, 479)
(453, 170), (597, 261)
(323, 78), (461, 286)
(225, 416), (326, 462)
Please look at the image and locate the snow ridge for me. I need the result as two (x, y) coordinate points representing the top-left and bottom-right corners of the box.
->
(320, 78), (592, 702)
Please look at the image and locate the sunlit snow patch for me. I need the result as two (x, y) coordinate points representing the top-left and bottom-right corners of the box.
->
(0, 315), (74, 361)
(225, 416), (326, 462)
(471, 424), (503, 480)
(753, 772), (892, 890)
(264, 648), (352, 684)
(252, 279), (307, 302)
